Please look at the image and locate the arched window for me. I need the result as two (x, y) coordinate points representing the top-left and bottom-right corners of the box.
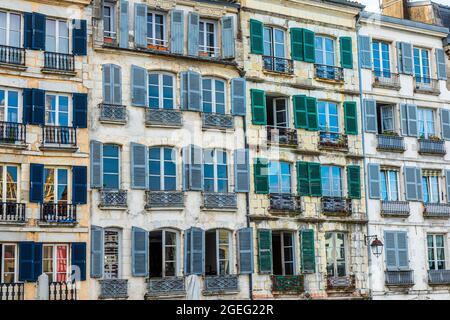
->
(148, 72), (175, 109)
(205, 229), (231, 276)
(202, 78), (225, 114)
(149, 229), (178, 277)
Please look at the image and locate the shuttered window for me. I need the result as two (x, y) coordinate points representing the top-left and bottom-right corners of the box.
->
(321, 166), (342, 197)
(205, 229), (231, 275)
(251, 89), (266, 125)
(385, 231), (409, 270)
(268, 161), (291, 194)
(380, 169), (399, 201)
(45, 18), (69, 54)
(339, 37), (353, 69)
(254, 158), (269, 194)
(344, 101), (358, 135)
(149, 147), (176, 191)
(249, 19), (263, 55)
(203, 149), (228, 193)
(149, 229), (178, 277)
(272, 231), (294, 276)
(257, 229), (272, 274)
(202, 78), (225, 114)
(296, 161), (322, 197)
(103, 3), (116, 39)
(300, 229), (315, 273)
(347, 165), (361, 199)
(103, 144), (120, 190)
(0, 165), (18, 203)
(148, 72), (175, 109)
(1, 243), (17, 283)
(147, 11), (167, 47)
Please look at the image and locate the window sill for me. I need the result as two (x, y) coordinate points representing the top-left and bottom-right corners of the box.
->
(202, 290), (240, 296)
(144, 292), (186, 299)
(200, 207), (238, 213)
(0, 62), (27, 71)
(41, 68), (77, 77)
(0, 141), (28, 149)
(145, 206), (184, 211)
(0, 220), (27, 226)
(98, 205), (128, 211)
(39, 145), (79, 153)
(99, 118), (127, 125)
(314, 77), (344, 85)
(37, 221), (78, 228)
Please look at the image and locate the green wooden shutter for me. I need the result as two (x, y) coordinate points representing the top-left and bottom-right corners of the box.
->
(258, 229), (272, 274)
(303, 29), (315, 63)
(300, 229), (315, 273)
(344, 101), (358, 135)
(250, 19), (264, 55)
(254, 158), (269, 194)
(306, 97), (318, 131)
(290, 28), (304, 61)
(293, 95), (307, 129)
(347, 165), (361, 199)
(297, 161), (310, 196)
(308, 162), (322, 196)
(340, 36), (353, 69)
(251, 89), (266, 125)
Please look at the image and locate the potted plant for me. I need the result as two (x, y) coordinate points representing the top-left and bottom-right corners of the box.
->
(382, 130), (399, 137)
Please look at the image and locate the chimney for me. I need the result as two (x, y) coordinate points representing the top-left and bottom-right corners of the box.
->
(381, 0), (409, 19)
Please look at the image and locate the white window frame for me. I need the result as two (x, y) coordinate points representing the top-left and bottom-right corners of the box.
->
(270, 97), (289, 128)
(203, 149), (228, 193)
(43, 167), (71, 204)
(380, 105), (395, 133)
(1, 243), (17, 283)
(147, 11), (167, 46)
(148, 146), (177, 191)
(318, 101), (339, 133)
(209, 229), (232, 276)
(263, 26), (286, 59)
(417, 107), (436, 139)
(0, 164), (19, 202)
(380, 169), (399, 201)
(45, 93), (72, 127)
(103, 2), (116, 39)
(0, 11), (22, 47)
(325, 232), (347, 277)
(0, 87), (21, 124)
(422, 174), (440, 204)
(372, 40), (391, 76)
(202, 77), (226, 114)
(199, 19), (218, 57)
(413, 47), (431, 80)
(273, 231), (295, 276)
(103, 228), (121, 279)
(315, 35), (335, 67)
(427, 234), (446, 271)
(45, 18), (70, 54)
(102, 144), (121, 190)
(148, 72), (176, 109)
(43, 243), (70, 283)
(321, 165), (343, 197)
(268, 161), (291, 194)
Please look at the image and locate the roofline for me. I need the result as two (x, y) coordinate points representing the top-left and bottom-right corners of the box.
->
(194, 0), (240, 8)
(322, 0), (365, 10)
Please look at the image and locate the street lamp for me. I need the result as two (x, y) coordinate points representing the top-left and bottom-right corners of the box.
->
(365, 235), (383, 258)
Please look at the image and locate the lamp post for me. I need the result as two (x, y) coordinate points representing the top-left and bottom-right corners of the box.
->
(365, 235), (384, 258)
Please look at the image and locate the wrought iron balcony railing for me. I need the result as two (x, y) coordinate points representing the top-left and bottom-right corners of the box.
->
(269, 194), (302, 213)
(381, 200), (410, 217)
(204, 275), (239, 294)
(377, 134), (405, 152)
(372, 72), (401, 89)
(263, 56), (294, 74)
(423, 203), (450, 218)
(42, 125), (77, 147)
(271, 275), (304, 294)
(385, 270), (414, 286)
(315, 64), (344, 82)
(202, 193), (237, 210)
(0, 282), (24, 300)
(145, 191), (184, 209)
(0, 45), (25, 66)
(321, 197), (352, 215)
(414, 76), (440, 94)
(146, 277), (186, 297)
(418, 138), (446, 155)
(99, 279), (128, 299)
(267, 126), (298, 147)
(0, 202), (26, 223)
(145, 108), (183, 127)
(202, 113), (234, 130)
(49, 280), (77, 300)
(318, 132), (348, 150)
(40, 203), (77, 223)
(428, 270), (450, 285)
(0, 122), (26, 144)
(99, 189), (128, 209)
(44, 52), (75, 72)
(326, 275), (356, 291)
(199, 45), (220, 58)
(99, 103), (127, 124)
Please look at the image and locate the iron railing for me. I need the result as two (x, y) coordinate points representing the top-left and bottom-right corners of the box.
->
(40, 203), (77, 223)
(423, 203), (450, 218)
(271, 275), (304, 294)
(377, 134), (405, 152)
(318, 132), (348, 150)
(0, 45), (25, 66)
(385, 270), (414, 286)
(44, 52), (75, 72)
(269, 194), (302, 213)
(42, 125), (77, 147)
(0, 282), (24, 300)
(267, 126), (298, 147)
(99, 103), (127, 123)
(202, 193), (237, 210)
(414, 76), (440, 94)
(49, 280), (77, 300)
(321, 197), (352, 215)
(0, 202), (26, 222)
(145, 191), (184, 209)
(204, 275), (239, 293)
(381, 201), (410, 217)
(263, 56), (294, 74)
(99, 279), (128, 299)
(0, 121), (26, 144)
(418, 139), (446, 155)
(315, 64), (344, 82)
(428, 270), (450, 285)
(372, 72), (400, 89)
(202, 113), (234, 130)
(199, 45), (220, 58)
(146, 277), (186, 297)
(99, 189), (128, 208)
(145, 108), (183, 127)
(326, 275), (355, 291)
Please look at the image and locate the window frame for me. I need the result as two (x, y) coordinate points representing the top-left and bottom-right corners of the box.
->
(43, 167), (71, 204)
(380, 169), (399, 202)
(318, 101), (339, 133)
(325, 232), (347, 277)
(263, 26), (286, 58)
(380, 105), (395, 133)
(0, 11), (22, 48)
(321, 165), (343, 197)
(0, 164), (19, 203)
(45, 17), (70, 54)
(148, 72), (176, 110)
(203, 149), (228, 193)
(413, 47), (431, 82)
(268, 161), (292, 194)
(0, 87), (21, 123)
(315, 35), (336, 67)
(427, 234), (446, 271)
(0, 243), (17, 283)
(422, 174), (440, 204)
(45, 93), (71, 127)
(417, 107), (436, 139)
(102, 144), (121, 190)
(372, 40), (391, 77)
(199, 18), (219, 57)
(273, 231), (295, 276)
(146, 10), (167, 46)
(205, 229), (232, 276)
(148, 146), (177, 191)
(103, 228), (121, 279)
(202, 77), (226, 114)
(103, 2), (116, 39)
(43, 243), (70, 283)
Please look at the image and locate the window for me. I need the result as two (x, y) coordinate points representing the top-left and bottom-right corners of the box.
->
(205, 229), (231, 276)
(315, 36), (335, 66)
(1, 244), (16, 283)
(267, 97), (288, 128)
(414, 47), (431, 83)
(427, 234), (445, 270)
(147, 11), (166, 46)
(378, 105), (395, 133)
(103, 144), (120, 190)
(372, 40), (391, 78)
(0, 88), (19, 123)
(103, 3), (115, 39)
(318, 101), (339, 133)
(43, 244), (69, 282)
(0, 11), (21, 47)
(0, 165), (18, 202)
(199, 19), (218, 57)
(380, 169), (399, 201)
(45, 18), (69, 54)
(417, 108), (435, 139)
(149, 229), (177, 277)
(203, 149), (228, 193)
(202, 78), (225, 114)
(321, 166), (342, 197)
(268, 161), (291, 194)
(45, 94), (70, 127)
(272, 231), (294, 276)
(263, 27), (286, 72)
(148, 73), (174, 109)
(422, 174), (440, 204)
(43, 168), (69, 204)
(104, 228), (120, 279)
(148, 147), (176, 191)
(325, 232), (347, 277)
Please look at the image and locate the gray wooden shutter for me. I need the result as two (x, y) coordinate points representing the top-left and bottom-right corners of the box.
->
(119, 1), (129, 48)
(131, 65), (147, 107)
(234, 149), (250, 192)
(436, 48), (447, 80)
(90, 226), (104, 278)
(187, 12), (199, 56)
(134, 3), (147, 48)
(400, 103), (408, 136)
(446, 170), (450, 203)
(130, 142), (148, 189)
(184, 228), (191, 274)
(231, 78), (246, 116)
(404, 166), (418, 201)
(368, 163), (380, 199)
(170, 10), (184, 54)
(238, 228), (253, 274)
(396, 42), (403, 73)
(90, 140), (103, 188)
(112, 65), (122, 105)
(180, 72), (188, 110)
(358, 35), (372, 69)
(191, 227), (204, 275)
(187, 71), (202, 111)
(132, 227), (148, 277)
(396, 232), (409, 270)
(384, 231), (397, 270)
(401, 42), (413, 75)
(221, 16), (235, 59)
(103, 64), (112, 104)
(416, 167), (422, 201)
(407, 104), (418, 137)
(364, 99), (377, 133)
(441, 109), (450, 140)
(189, 144), (203, 191)
(182, 145), (189, 190)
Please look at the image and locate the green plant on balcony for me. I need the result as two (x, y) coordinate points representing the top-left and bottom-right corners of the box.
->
(427, 134), (442, 141)
(381, 130), (399, 137)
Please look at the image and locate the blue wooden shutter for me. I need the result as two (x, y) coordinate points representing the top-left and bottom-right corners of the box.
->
(132, 227), (149, 277)
(32, 13), (46, 50)
(231, 78), (246, 116)
(72, 19), (87, 55)
(131, 65), (147, 107)
(19, 242), (35, 282)
(112, 65), (122, 105)
(71, 242), (87, 281)
(367, 163), (380, 199)
(221, 16), (234, 59)
(364, 99), (377, 133)
(32, 89), (45, 125)
(441, 109), (450, 141)
(189, 144), (203, 191)
(384, 231), (397, 270)
(401, 42), (413, 75)
(180, 71), (188, 110)
(358, 35), (372, 69)
(396, 42), (403, 73)
(416, 167), (422, 201)
(400, 103), (408, 136)
(134, 3), (147, 48)
(404, 166), (418, 201)
(22, 88), (33, 124)
(130, 142), (148, 189)
(90, 140), (103, 188)
(29, 163), (44, 203)
(187, 71), (202, 111)
(103, 64), (112, 104)
(300, 229), (315, 273)
(238, 228), (253, 274)
(24, 13), (33, 49)
(446, 170), (450, 203)
(436, 49), (447, 80)
(33, 243), (42, 281)
(187, 12), (199, 56)
(170, 10), (184, 54)
(184, 228), (191, 274)
(189, 227), (204, 275)
(90, 226), (104, 278)
(72, 93), (88, 128)
(72, 166), (87, 204)
(258, 229), (272, 274)
(234, 149), (250, 193)
(407, 104), (418, 137)
(396, 232), (409, 270)
(119, 1), (129, 49)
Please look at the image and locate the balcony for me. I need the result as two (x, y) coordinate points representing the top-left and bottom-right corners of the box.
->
(321, 197), (352, 216)
(145, 191), (184, 209)
(318, 132), (348, 151)
(381, 201), (410, 217)
(423, 203), (450, 219)
(314, 64), (344, 82)
(145, 108), (183, 127)
(0, 122), (26, 145)
(99, 189), (128, 209)
(203, 275), (239, 294)
(418, 138), (446, 155)
(99, 279), (128, 299)
(0, 282), (24, 300)
(271, 275), (304, 294)
(42, 125), (77, 150)
(268, 194), (302, 214)
(428, 270), (450, 285)
(40, 203), (77, 224)
(0, 45), (25, 67)
(372, 72), (401, 90)
(146, 277), (186, 298)
(414, 77), (440, 95)
(267, 126), (298, 147)
(385, 270), (414, 286)
(202, 113), (234, 130)
(0, 202), (26, 223)
(199, 45), (220, 59)
(263, 56), (294, 74)
(49, 280), (77, 300)
(377, 134), (405, 152)
(43, 52), (75, 73)
(99, 103), (127, 124)
(326, 275), (355, 291)
(202, 193), (237, 210)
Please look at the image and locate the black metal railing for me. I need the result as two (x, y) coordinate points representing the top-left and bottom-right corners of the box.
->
(326, 275), (355, 291)
(146, 277), (186, 297)
(0, 45), (25, 66)
(263, 56), (294, 74)
(271, 275), (304, 294)
(428, 270), (450, 285)
(145, 191), (184, 209)
(0, 202), (26, 222)
(372, 72), (400, 89)
(0, 121), (26, 144)
(377, 134), (405, 152)
(321, 197), (352, 215)
(202, 193), (237, 210)
(99, 279), (128, 299)
(145, 108), (183, 127)
(0, 282), (24, 300)
(204, 275), (239, 293)
(269, 194), (302, 213)
(99, 103), (127, 123)
(42, 125), (77, 147)
(315, 64), (344, 82)
(414, 76), (440, 94)
(49, 280), (77, 300)
(385, 270), (414, 286)
(99, 189), (128, 208)
(202, 113), (234, 130)
(267, 126), (298, 147)
(319, 132), (348, 150)
(418, 138), (446, 155)
(44, 52), (75, 72)
(423, 203), (450, 218)
(381, 201), (410, 217)
(40, 203), (77, 223)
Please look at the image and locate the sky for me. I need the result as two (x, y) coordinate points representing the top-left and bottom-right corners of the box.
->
(357, 0), (450, 13)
